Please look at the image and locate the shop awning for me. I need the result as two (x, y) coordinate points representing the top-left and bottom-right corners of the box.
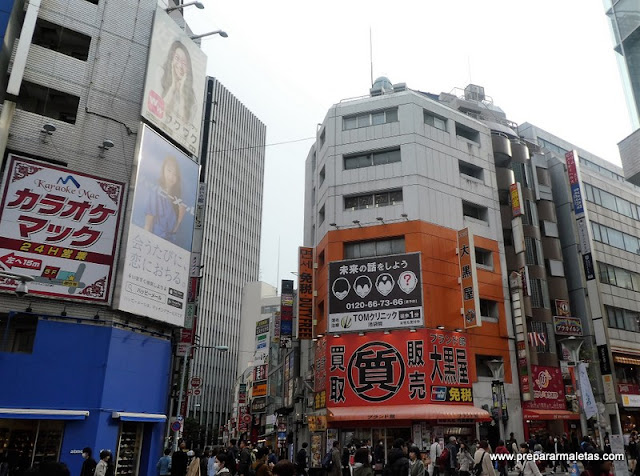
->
(0, 408), (89, 420)
(523, 409), (580, 421)
(328, 404), (491, 423)
(111, 412), (166, 423)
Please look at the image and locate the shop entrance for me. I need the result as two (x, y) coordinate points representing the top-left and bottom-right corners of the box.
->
(115, 421), (143, 476)
(0, 419), (64, 473)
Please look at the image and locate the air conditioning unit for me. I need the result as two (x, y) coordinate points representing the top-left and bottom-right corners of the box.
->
(464, 84), (485, 102)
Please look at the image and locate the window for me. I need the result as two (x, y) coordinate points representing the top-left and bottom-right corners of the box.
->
(455, 123), (480, 142)
(344, 148), (401, 170)
(0, 313), (38, 353)
(319, 166), (325, 186)
(261, 305), (279, 314)
(343, 108), (399, 130)
(512, 162), (528, 187)
(530, 278), (550, 309)
(537, 137), (568, 156)
(547, 259), (565, 277)
(536, 167), (551, 187)
(542, 220), (559, 238)
(584, 182), (640, 220)
(462, 201), (488, 222)
(592, 221), (640, 255)
(32, 19), (91, 61)
(344, 237), (405, 259)
(424, 111), (447, 131)
(344, 189), (403, 210)
(598, 262), (640, 292)
(318, 250), (325, 267)
(524, 237), (543, 266)
(502, 228), (513, 246)
(16, 81), (80, 124)
(479, 299), (499, 320)
(318, 205), (325, 224)
(475, 248), (493, 268)
(459, 160), (483, 180)
(522, 200), (538, 226)
(319, 129), (326, 148)
(606, 305), (640, 332)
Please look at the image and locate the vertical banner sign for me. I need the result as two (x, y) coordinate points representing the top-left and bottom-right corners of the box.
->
(566, 150), (595, 281)
(297, 247), (314, 339)
(141, 8), (207, 155)
(327, 252), (424, 333)
(281, 280), (294, 340)
(117, 125), (198, 326)
(523, 366), (566, 411)
(314, 337), (327, 410)
(458, 229), (481, 329)
(555, 299), (570, 317)
(0, 155), (125, 302)
(517, 341), (531, 396)
(273, 311), (281, 342)
(254, 319), (270, 365)
(577, 362), (598, 419)
(510, 183), (523, 217)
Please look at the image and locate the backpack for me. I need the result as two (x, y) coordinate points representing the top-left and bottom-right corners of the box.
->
(472, 451), (485, 476)
(437, 447), (449, 468)
(322, 450), (333, 470)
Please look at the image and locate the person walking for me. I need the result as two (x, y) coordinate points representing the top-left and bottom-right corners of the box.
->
(373, 441), (385, 476)
(216, 453), (231, 476)
(238, 441), (252, 476)
(387, 439), (409, 476)
(408, 447), (424, 476)
(428, 438), (442, 476)
(514, 443), (541, 476)
(443, 437), (458, 476)
(252, 447), (270, 476)
(172, 442), (190, 476)
(353, 447), (374, 476)
(94, 450), (112, 476)
(493, 441), (509, 476)
(157, 449), (172, 476)
(329, 442), (342, 476)
(80, 447), (97, 476)
(473, 441), (495, 476)
(186, 449), (203, 476)
(341, 442), (352, 476)
(296, 443), (308, 476)
(508, 435), (518, 472)
(456, 442), (474, 476)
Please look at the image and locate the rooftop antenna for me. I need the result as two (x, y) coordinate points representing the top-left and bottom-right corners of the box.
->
(370, 27), (374, 87)
(467, 55), (472, 85)
(276, 236), (281, 295)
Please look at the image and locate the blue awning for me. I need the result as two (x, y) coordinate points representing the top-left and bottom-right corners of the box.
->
(111, 412), (166, 423)
(0, 408), (89, 420)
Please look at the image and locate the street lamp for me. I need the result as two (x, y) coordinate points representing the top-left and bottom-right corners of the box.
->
(0, 270), (34, 297)
(560, 336), (588, 437)
(166, 1), (204, 12)
(190, 30), (228, 41)
(486, 359), (506, 442)
(174, 344), (228, 450)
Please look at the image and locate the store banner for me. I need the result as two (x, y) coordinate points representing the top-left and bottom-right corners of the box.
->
(326, 329), (472, 407)
(458, 229), (481, 329)
(297, 247), (314, 339)
(307, 415), (327, 432)
(523, 365), (566, 411)
(251, 397), (267, 413)
(141, 8), (207, 155)
(577, 362), (597, 419)
(280, 279), (294, 340)
(238, 384), (247, 404)
(555, 299), (570, 317)
(328, 252), (423, 333)
(116, 125), (198, 326)
(252, 381), (267, 398)
(510, 183), (523, 217)
(253, 364), (268, 381)
(255, 318), (269, 364)
(0, 155), (125, 302)
(553, 316), (583, 336)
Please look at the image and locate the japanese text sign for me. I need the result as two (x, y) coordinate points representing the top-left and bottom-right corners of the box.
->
(0, 155), (124, 302)
(523, 365), (566, 411)
(328, 252), (423, 333)
(297, 247), (314, 339)
(555, 299), (570, 317)
(326, 329), (472, 407)
(254, 364), (268, 381)
(252, 382), (267, 398)
(510, 183), (523, 218)
(142, 8), (207, 156)
(255, 318), (270, 364)
(565, 151), (584, 217)
(458, 228), (481, 329)
(116, 125), (198, 326)
(553, 316), (583, 337)
(280, 279), (294, 339)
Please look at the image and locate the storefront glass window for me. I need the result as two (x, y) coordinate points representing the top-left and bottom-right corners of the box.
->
(0, 419), (63, 473)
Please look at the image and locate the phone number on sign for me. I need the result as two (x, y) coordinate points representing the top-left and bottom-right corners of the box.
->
(346, 299), (414, 309)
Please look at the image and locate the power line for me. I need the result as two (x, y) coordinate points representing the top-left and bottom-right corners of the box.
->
(209, 136), (316, 154)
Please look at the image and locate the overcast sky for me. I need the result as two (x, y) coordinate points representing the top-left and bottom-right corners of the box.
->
(185, 0), (630, 291)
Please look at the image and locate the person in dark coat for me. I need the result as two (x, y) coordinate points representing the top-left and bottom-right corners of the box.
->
(387, 439), (409, 476)
(80, 447), (97, 476)
(172, 441), (189, 476)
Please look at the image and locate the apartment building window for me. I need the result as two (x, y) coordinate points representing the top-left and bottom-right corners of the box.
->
(16, 81), (80, 124)
(475, 248), (493, 268)
(599, 262), (640, 292)
(32, 19), (91, 61)
(0, 313), (38, 353)
(524, 237), (543, 266)
(537, 137), (568, 156)
(344, 237), (405, 259)
(261, 305), (279, 314)
(606, 305), (640, 332)
(319, 166), (325, 186)
(462, 201), (488, 222)
(512, 162), (528, 187)
(530, 278), (550, 309)
(344, 189), (403, 210)
(592, 222), (640, 255)
(459, 160), (483, 180)
(455, 123), (480, 142)
(318, 205), (325, 224)
(424, 110), (447, 131)
(584, 182), (640, 220)
(343, 108), (399, 130)
(344, 148), (401, 170)
(522, 200), (538, 226)
(479, 299), (499, 320)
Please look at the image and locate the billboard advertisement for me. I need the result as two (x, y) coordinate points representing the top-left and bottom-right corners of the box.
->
(326, 329), (472, 407)
(297, 247), (314, 339)
(328, 252), (423, 333)
(255, 318), (270, 365)
(280, 279), (294, 340)
(0, 155), (124, 302)
(141, 8), (207, 156)
(523, 365), (566, 411)
(553, 316), (583, 336)
(116, 125), (198, 326)
(458, 228), (481, 328)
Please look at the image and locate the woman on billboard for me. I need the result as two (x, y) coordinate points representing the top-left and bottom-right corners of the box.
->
(161, 41), (196, 125)
(145, 155), (186, 242)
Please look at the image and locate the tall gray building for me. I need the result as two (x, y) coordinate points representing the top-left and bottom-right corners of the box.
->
(189, 77), (266, 444)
